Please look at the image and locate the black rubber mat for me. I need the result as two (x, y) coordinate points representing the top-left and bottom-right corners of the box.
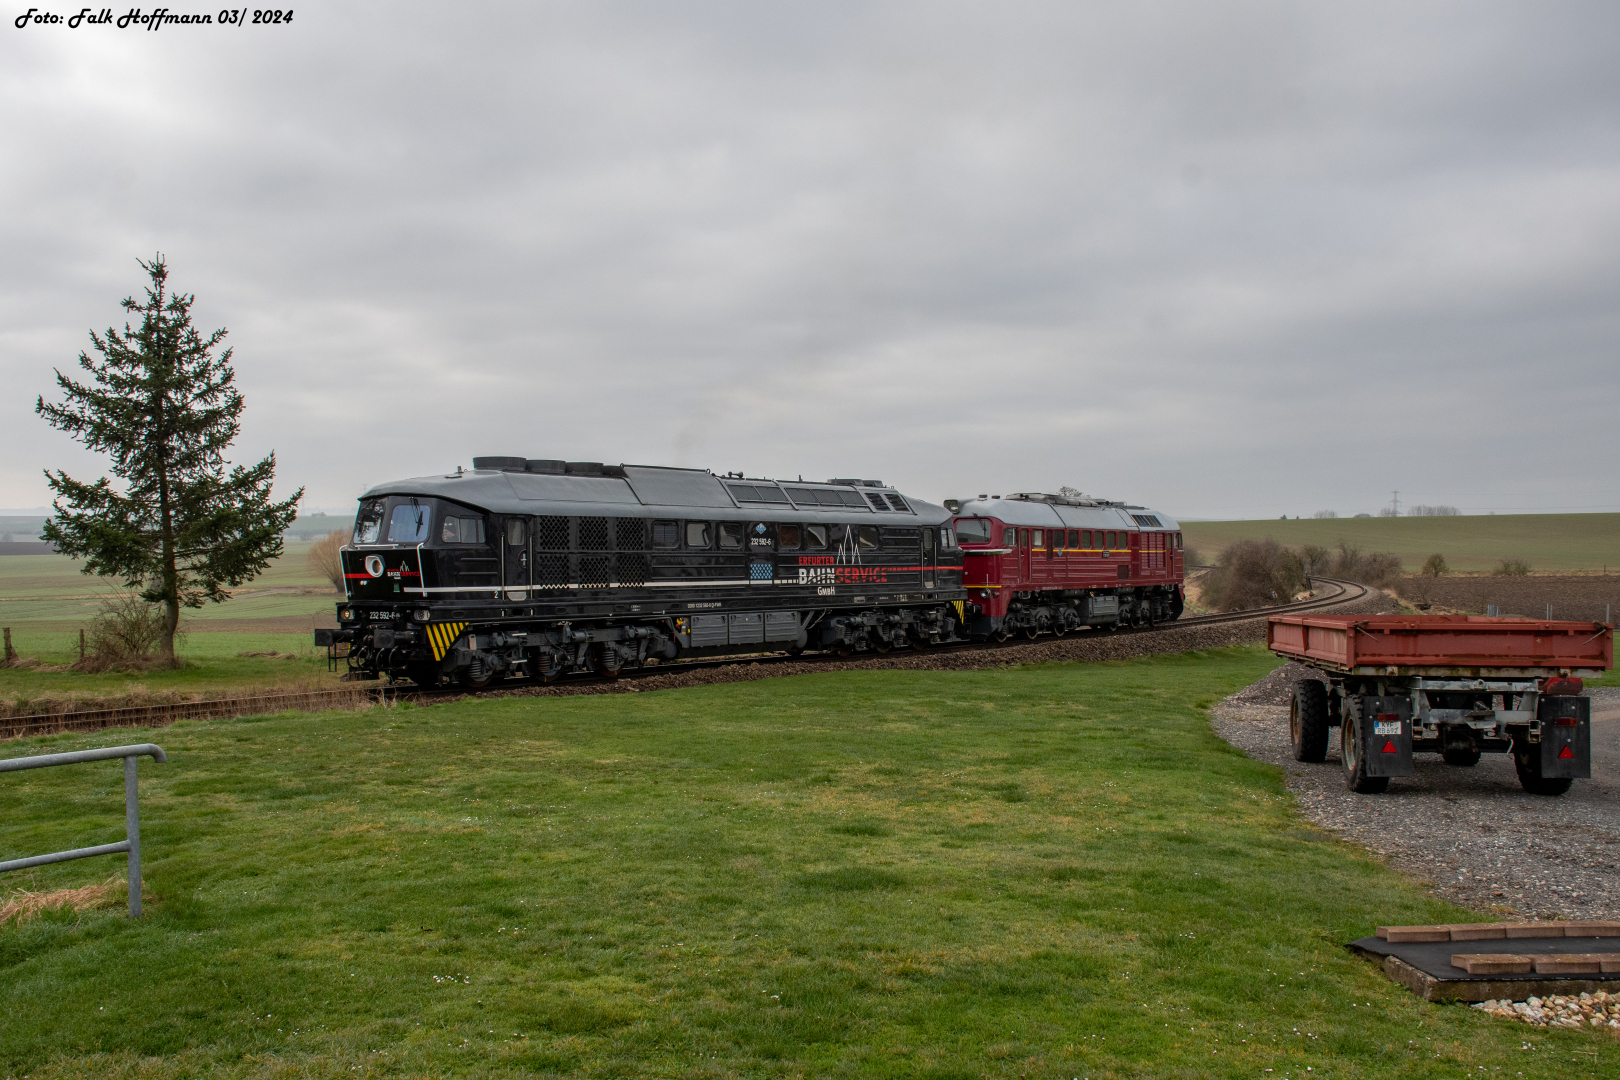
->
(1349, 936), (1620, 981)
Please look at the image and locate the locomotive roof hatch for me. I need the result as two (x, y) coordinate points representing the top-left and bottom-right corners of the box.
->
(357, 462), (951, 524)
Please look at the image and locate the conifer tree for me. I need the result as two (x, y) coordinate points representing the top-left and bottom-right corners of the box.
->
(36, 255), (302, 665)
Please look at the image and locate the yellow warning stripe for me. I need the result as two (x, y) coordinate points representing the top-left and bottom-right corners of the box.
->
(425, 621), (468, 662)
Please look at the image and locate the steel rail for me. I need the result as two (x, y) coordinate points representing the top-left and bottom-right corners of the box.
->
(3, 578), (1374, 736)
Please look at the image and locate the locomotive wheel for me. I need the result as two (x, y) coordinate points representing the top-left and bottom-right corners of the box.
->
(872, 638), (891, 654)
(1052, 621), (1067, 638)
(407, 664), (441, 688)
(460, 669), (498, 690)
(1022, 626), (1039, 640)
(785, 644), (805, 656)
(994, 626), (1012, 643)
(834, 643), (855, 658)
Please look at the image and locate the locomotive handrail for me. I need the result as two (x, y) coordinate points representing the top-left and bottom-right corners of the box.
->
(0, 743), (167, 917)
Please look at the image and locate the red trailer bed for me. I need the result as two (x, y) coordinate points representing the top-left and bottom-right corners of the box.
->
(1266, 613), (1612, 795)
(1268, 613), (1612, 677)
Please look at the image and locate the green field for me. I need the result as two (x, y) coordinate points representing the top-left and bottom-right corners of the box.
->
(1, 650), (1604, 1079)
(1181, 512), (1620, 574)
(0, 543), (344, 703)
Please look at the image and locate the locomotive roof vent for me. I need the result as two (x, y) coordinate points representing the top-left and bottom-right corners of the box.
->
(525, 459), (565, 475)
(826, 478), (886, 488)
(472, 456), (528, 472)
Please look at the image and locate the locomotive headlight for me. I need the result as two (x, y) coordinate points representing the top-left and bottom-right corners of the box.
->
(339, 607), (355, 622)
(412, 609), (431, 623)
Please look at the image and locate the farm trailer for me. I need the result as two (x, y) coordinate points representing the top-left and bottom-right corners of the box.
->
(1267, 613), (1613, 796)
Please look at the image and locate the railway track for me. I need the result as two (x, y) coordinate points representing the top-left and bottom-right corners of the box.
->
(1, 578), (1372, 740)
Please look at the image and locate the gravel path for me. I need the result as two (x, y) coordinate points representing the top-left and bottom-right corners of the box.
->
(1213, 678), (1620, 920)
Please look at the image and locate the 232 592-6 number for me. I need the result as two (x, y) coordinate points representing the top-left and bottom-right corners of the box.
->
(252, 9), (293, 23)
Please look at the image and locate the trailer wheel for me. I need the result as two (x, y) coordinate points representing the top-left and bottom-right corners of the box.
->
(1442, 747), (1482, 767)
(1290, 680), (1330, 762)
(1341, 699), (1390, 794)
(1513, 745), (1573, 796)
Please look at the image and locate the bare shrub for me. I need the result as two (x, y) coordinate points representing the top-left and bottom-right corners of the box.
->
(1421, 553), (1449, 577)
(1300, 544), (1330, 578)
(1410, 504), (1460, 516)
(1312, 510), (1338, 519)
(1328, 542), (1401, 587)
(75, 590), (174, 672)
(1202, 539), (1306, 611)
(307, 529), (349, 593)
(1494, 558), (1532, 576)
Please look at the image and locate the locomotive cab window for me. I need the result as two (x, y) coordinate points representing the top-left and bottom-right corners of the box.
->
(805, 524), (829, 550)
(1068, 530), (1079, 547)
(858, 525), (880, 550)
(778, 524), (802, 550)
(505, 519), (526, 546)
(953, 518), (992, 544)
(441, 516), (486, 544)
(652, 521), (680, 549)
(354, 499), (385, 545)
(686, 522), (711, 549)
(718, 522), (745, 550)
(388, 502), (431, 543)
(1030, 529), (1044, 548)
(1018, 529), (1028, 547)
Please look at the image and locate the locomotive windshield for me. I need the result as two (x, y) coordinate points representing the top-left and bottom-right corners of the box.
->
(354, 499), (385, 544)
(388, 501), (432, 543)
(953, 518), (993, 544)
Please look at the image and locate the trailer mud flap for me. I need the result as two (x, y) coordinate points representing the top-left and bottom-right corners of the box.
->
(1357, 695), (1413, 777)
(1536, 695), (1590, 778)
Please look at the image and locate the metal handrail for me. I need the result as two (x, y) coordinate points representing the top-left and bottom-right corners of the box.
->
(0, 743), (167, 917)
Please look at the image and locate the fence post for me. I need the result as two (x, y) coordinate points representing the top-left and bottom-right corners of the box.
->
(79, 628), (86, 661)
(3, 627), (13, 663)
(124, 756), (142, 917)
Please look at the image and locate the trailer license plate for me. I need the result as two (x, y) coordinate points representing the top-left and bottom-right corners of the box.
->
(1374, 720), (1402, 736)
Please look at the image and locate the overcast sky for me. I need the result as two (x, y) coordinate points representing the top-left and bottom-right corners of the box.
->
(3, 1), (1617, 521)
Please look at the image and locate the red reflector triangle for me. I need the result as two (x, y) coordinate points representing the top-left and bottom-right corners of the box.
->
(1381, 740), (1398, 754)
(1559, 746), (1574, 759)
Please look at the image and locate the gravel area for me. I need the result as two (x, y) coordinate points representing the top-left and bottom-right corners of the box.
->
(1213, 677), (1620, 920)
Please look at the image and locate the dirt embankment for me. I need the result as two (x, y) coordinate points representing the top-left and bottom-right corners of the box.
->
(1396, 574), (1620, 622)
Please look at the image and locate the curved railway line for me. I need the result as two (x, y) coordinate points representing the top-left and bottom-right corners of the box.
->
(2, 578), (1371, 741)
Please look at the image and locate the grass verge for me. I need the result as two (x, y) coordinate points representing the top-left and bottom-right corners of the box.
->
(0, 647), (1607, 1078)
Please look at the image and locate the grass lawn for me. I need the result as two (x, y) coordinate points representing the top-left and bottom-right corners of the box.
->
(1, 648), (1604, 1079)
(1181, 512), (1620, 573)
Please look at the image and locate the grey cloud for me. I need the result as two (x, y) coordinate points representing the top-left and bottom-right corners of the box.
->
(2, 0), (1616, 519)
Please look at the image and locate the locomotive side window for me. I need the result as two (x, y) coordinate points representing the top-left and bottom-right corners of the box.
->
(652, 521), (680, 549)
(388, 502), (431, 543)
(505, 519), (526, 546)
(354, 499), (385, 544)
(858, 525), (880, 550)
(718, 522), (745, 550)
(778, 524), (802, 550)
(1031, 529), (1044, 548)
(686, 522), (711, 549)
(441, 516), (486, 544)
(1018, 529), (1028, 547)
(805, 524), (829, 550)
(1068, 530), (1079, 547)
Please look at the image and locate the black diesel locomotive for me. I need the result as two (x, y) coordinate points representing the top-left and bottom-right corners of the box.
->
(317, 458), (966, 686)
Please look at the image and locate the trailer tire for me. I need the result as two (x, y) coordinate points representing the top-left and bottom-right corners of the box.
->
(1342, 699), (1390, 794)
(1290, 680), (1330, 763)
(1514, 745), (1573, 796)
(1442, 747), (1482, 767)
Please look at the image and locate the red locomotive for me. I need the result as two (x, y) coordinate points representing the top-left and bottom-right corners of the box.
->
(944, 491), (1185, 640)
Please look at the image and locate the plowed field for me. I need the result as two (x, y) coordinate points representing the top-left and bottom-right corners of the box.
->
(1396, 573), (1620, 622)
